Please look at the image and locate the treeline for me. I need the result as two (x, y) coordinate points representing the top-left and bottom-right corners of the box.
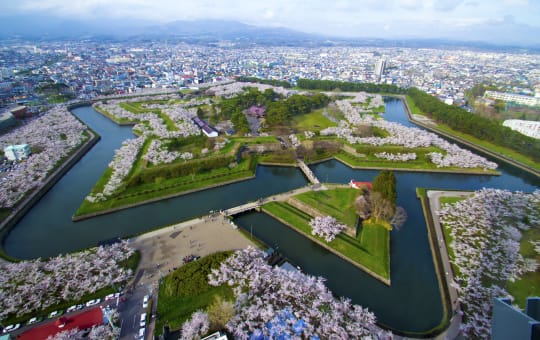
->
(236, 76), (291, 88)
(218, 87), (330, 128)
(372, 170), (396, 206)
(127, 155), (235, 187)
(407, 87), (540, 162)
(265, 93), (329, 125)
(296, 79), (406, 94)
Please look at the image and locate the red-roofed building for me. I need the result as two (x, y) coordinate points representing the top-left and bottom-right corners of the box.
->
(349, 179), (372, 190)
(18, 307), (105, 340)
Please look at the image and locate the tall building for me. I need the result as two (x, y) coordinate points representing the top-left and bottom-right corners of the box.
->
(375, 58), (386, 82)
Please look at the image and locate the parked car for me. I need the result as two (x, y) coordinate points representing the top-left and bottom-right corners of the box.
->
(66, 305), (78, 313)
(27, 316), (42, 325)
(142, 295), (149, 309)
(48, 310), (63, 318)
(138, 327), (145, 340)
(105, 293), (115, 301)
(85, 299), (101, 307)
(2, 323), (20, 333)
(140, 312), (147, 327)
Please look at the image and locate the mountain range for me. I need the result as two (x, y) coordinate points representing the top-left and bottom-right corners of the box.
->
(0, 16), (537, 53)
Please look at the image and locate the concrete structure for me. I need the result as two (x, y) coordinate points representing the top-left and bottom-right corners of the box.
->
(503, 119), (540, 139)
(484, 90), (540, 107)
(492, 297), (540, 340)
(4, 144), (31, 161)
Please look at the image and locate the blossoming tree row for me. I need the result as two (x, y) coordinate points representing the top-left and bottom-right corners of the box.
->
(437, 188), (540, 338)
(321, 98), (498, 170)
(0, 241), (134, 320)
(188, 247), (392, 339)
(0, 105), (88, 208)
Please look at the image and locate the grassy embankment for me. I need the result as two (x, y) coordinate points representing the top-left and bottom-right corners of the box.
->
(439, 196), (540, 309)
(334, 146), (499, 174)
(289, 100), (499, 174)
(156, 251), (233, 337)
(405, 96), (540, 172)
(262, 188), (390, 282)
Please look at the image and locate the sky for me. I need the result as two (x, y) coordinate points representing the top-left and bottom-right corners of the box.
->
(1, 0), (540, 45)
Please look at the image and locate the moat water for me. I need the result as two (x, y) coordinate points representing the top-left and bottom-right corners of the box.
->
(3, 98), (539, 333)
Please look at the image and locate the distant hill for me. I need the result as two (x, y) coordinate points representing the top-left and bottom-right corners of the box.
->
(0, 16), (538, 52)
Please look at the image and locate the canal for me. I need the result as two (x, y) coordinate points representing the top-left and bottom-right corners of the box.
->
(2, 99), (539, 334)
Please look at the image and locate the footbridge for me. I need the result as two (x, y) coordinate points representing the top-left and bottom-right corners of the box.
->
(223, 186), (317, 217)
(297, 159), (320, 185)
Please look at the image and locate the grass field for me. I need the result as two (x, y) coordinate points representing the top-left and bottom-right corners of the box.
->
(291, 108), (338, 132)
(335, 149), (499, 174)
(262, 200), (390, 280)
(119, 102), (178, 131)
(293, 188), (360, 228)
(75, 157), (256, 217)
(405, 96), (540, 171)
(156, 251), (233, 336)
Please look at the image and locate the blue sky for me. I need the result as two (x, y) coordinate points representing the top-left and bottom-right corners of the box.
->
(1, 0), (539, 45)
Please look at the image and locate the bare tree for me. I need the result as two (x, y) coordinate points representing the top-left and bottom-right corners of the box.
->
(389, 206), (407, 230)
(355, 193), (371, 220)
(370, 192), (395, 221)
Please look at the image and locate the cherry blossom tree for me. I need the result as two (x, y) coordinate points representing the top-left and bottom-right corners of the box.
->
(437, 189), (540, 339)
(309, 216), (346, 242)
(0, 241), (133, 320)
(181, 311), (210, 340)
(207, 247), (390, 339)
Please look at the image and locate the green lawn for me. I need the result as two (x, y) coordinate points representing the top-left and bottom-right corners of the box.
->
(119, 102), (179, 132)
(291, 108), (337, 132)
(506, 226), (540, 308)
(430, 123), (540, 171)
(405, 95), (425, 116)
(405, 97), (540, 171)
(294, 188), (360, 228)
(75, 157), (256, 217)
(156, 252), (233, 336)
(262, 201), (390, 281)
(335, 149), (499, 174)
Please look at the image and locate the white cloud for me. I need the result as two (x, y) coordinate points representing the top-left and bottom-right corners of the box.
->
(0, 0), (538, 44)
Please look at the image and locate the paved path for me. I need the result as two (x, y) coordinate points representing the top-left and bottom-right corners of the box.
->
(119, 214), (257, 340)
(427, 190), (471, 340)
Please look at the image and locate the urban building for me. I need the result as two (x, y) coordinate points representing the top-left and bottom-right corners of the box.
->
(484, 91), (540, 107)
(4, 144), (31, 161)
(491, 297), (540, 340)
(503, 119), (540, 139)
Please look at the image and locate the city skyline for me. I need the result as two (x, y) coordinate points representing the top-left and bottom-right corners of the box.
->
(1, 0), (540, 46)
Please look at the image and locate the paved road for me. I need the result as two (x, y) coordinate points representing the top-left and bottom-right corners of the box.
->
(427, 190), (471, 340)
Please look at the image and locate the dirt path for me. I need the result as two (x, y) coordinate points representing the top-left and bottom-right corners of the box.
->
(129, 213), (256, 286)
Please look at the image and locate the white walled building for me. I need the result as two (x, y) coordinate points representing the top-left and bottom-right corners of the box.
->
(485, 91), (540, 107)
(4, 144), (31, 161)
(503, 119), (540, 139)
